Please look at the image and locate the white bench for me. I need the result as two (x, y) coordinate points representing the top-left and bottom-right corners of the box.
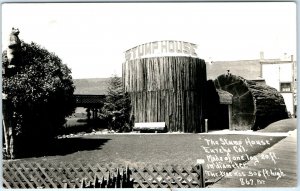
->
(133, 122), (166, 132)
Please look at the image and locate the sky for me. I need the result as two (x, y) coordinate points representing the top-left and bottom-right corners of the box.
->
(1, 2), (297, 79)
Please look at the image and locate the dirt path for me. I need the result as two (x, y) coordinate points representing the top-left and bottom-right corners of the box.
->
(259, 118), (297, 132)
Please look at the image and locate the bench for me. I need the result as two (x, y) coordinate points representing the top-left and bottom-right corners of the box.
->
(133, 122), (166, 133)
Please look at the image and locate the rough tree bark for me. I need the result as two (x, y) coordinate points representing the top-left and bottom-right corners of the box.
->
(123, 56), (206, 133)
(214, 74), (288, 130)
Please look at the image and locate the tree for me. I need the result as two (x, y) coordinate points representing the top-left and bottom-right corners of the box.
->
(2, 42), (75, 158)
(100, 75), (132, 132)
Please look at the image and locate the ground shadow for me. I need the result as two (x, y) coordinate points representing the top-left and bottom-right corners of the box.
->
(16, 137), (111, 158)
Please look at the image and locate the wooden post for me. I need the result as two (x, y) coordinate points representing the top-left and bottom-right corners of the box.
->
(2, 98), (16, 159)
(2, 98), (10, 157)
(204, 119), (208, 133)
(196, 164), (205, 188)
(9, 127), (15, 159)
(2, 118), (9, 155)
(86, 108), (91, 121)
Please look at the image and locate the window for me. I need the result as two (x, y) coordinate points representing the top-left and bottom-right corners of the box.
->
(280, 82), (292, 92)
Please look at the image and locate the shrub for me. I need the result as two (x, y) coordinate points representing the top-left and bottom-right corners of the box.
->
(100, 75), (132, 132)
(2, 42), (75, 156)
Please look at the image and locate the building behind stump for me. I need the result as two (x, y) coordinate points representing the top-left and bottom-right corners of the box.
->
(214, 74), (288, 130)
(123, 56), (206, 132)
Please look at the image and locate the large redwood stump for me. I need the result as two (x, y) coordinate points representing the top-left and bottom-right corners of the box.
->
(214, 74), (288, 130)
(123, 57), (206, 132)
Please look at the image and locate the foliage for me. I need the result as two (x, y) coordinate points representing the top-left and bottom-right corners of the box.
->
(100, 75), (132, 132)
(2, 42), (75, 141)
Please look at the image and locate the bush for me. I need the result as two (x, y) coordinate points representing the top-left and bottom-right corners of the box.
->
(2, 42), (75, 154)
(100, 75), (132, 132)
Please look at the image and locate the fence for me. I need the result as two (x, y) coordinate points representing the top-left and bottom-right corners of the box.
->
(130, 163), (205, 188)
(3, 162), (205, 188)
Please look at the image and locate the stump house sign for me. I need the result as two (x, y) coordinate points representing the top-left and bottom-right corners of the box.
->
(125, 40), (198, 61)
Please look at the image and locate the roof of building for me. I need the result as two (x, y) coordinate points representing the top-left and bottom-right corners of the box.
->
(207, 59), (261, 80)
(74, 94), (105, 107)
(206, 59), (282, 81)
(73, 78), (109, 95)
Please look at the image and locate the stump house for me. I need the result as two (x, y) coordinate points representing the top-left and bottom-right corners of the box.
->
(123, 41), (206, 132)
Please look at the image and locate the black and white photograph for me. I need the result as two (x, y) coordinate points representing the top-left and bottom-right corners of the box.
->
(1, 1), (297, 189)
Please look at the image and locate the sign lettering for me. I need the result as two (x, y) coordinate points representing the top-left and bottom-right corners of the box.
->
(125, 40), (198, 61)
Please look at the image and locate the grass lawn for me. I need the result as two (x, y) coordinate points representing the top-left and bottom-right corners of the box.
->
(7, 118), (295, 182)
(11, 133), (285, 182)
